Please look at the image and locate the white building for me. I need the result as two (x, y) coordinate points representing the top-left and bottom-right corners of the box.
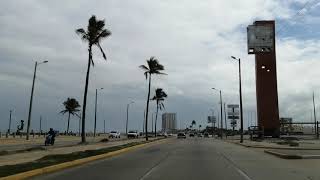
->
(162, 113), (177, 131)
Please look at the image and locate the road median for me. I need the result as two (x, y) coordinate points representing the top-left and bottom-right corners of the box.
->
(0, 137), (169, 180)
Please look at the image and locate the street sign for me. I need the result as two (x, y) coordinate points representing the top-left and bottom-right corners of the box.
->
(231, 119), (237, 127)
(227, 104), (239, 108)
(227, 104), (240, 129)
(247, 24), (274, 54)
(228, 115), (239, 120)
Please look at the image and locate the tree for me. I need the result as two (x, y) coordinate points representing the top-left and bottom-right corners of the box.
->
(76, 15), (111, 143)
(139, 57), (166, 141)
(60, 98), (81, 134)
(191, 120), (196, 128)
(151, 88), (167, 137)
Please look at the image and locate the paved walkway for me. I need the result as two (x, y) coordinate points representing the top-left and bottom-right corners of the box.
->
(0, 138), (157, 166)
(227, 139), (320, 149)
(0, 135), (112, 152)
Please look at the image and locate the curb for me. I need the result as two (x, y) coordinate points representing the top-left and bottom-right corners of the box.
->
(0, 138), (169, 180)
(264, 150), (302, 159)
(264, 150), (320, 159)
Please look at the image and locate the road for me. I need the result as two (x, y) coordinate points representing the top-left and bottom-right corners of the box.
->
(32, 137), (320, 180)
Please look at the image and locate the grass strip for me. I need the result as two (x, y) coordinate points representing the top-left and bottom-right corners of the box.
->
(0, 139), (160, 177)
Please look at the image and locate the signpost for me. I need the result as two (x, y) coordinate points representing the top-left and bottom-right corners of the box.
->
(227, 104), (239, 131)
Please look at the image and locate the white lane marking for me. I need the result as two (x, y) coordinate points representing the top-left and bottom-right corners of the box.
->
(139, 152), (170, 180)
(219, 152), (253, 180)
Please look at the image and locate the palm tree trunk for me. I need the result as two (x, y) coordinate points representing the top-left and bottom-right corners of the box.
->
(81, 45), (92, 143)
(155, 103), (158, 137)
(145, 74), (151, 141)
(67, 113), (71, 134)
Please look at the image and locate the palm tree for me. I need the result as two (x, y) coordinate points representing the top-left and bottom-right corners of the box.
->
(191, 120), (196, 129)
(151, 88), (167, 137)
(139, 57), (166, 141)
(76, 15), (111, 143)
(60, 98), (81, 134)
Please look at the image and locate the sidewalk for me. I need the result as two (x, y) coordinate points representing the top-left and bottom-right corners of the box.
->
(0, 135), (109, 152)
(0, 138), (157, 166)
(227, 139), (320, 150)
(226, 138), (320, 159)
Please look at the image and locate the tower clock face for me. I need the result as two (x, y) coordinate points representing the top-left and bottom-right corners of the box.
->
(247, 25), (274, 54)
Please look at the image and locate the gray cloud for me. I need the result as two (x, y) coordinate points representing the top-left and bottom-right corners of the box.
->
(0, 0), (319, 133)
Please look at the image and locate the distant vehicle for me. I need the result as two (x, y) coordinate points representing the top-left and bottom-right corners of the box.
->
(168, 133), (173, 137)
(177, 132), (186, 139)
(204, 132), (209, 138)
(127, 131), (139, 138)
(197, 133), (203, 137)
(189, 133), (195, 137)
(109, 131), (120, 138)
(159, 132), (168, 138)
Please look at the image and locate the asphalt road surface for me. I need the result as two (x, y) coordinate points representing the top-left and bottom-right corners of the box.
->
(32, 137), (320, 180)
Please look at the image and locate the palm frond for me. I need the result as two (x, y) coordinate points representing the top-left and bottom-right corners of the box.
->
(99, 29), (112, 38)
(76, 28), (86, 35)
(139, 65), (149, 71)
(91, 58), (95, 66)
(154, 71), (167, 75)
(144, 72), (148, 80)
(60, 110), (68, 114)
(97, 42), (107, 60)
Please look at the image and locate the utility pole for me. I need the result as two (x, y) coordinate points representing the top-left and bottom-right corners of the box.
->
(8, 110), (12, 134)
(78, 114), (81, 136)
(313, 92), (317, 135)
(126, 101), (134, 135)
(212, 88), (223, 139)
(39, 116), (42, 135)
(151, 113), (154, 133)
(104, 120), (106, 134)
(224, 103), (227, 131)
(26, 60), (48, 140)
(219, 90), (223, 139)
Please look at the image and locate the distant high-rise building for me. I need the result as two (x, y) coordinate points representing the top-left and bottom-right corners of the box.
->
(162, 113), (177, 131)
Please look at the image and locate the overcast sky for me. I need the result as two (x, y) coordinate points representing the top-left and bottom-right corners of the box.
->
(0, 0), (320, 133)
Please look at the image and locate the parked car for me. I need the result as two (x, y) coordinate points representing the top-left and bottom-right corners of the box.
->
(109, 131), (120, 138)
(189, 133), (195, 137)
(177, 132), (186, 139)
(159, 132), (168, 138)
(127, 130), (139, 138)
(197, 133), (203, 137)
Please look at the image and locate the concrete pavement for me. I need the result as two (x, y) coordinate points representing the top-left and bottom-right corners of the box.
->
(31, 137), (320, 180)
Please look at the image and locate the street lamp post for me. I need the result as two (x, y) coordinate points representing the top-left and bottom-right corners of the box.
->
(26, 60), (48, 140)
(39, 116), (42, 136)
(231, 56), (244, 143)
(94, 88), (104, 137)
(126, 101), (134, 135)
(212, 88), (223, 139)
(8, 110), (12, 134)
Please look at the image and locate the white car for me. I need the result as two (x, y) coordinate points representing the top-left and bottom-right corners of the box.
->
(109, 131), (121, 138)
(127, 130), (139, 138)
